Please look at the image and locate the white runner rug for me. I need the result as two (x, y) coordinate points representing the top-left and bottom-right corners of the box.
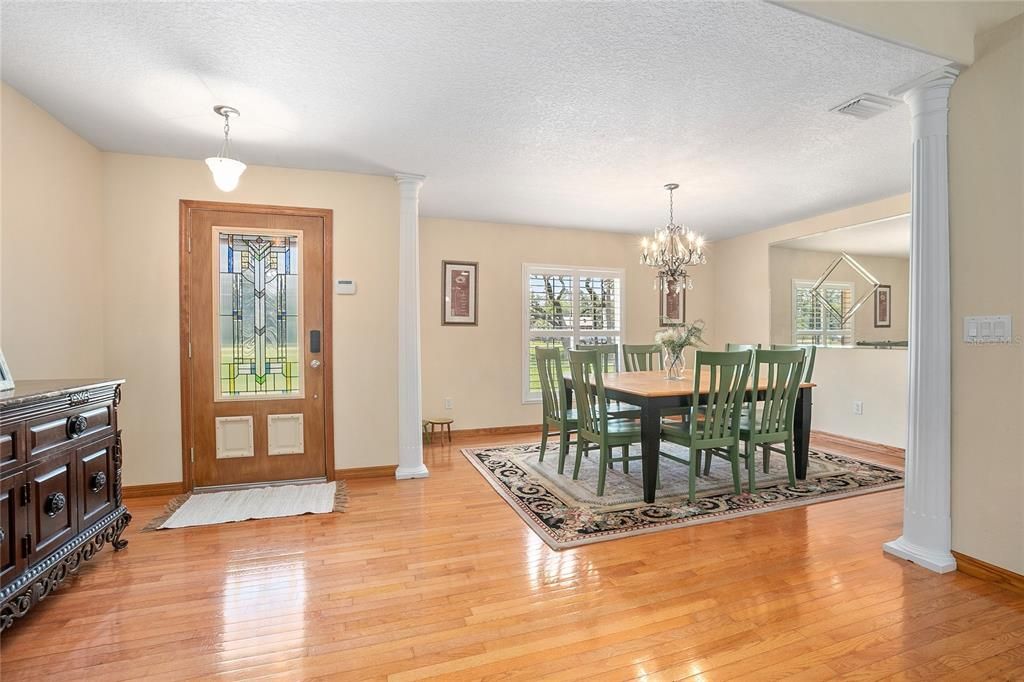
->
(157, 481), (340, 530)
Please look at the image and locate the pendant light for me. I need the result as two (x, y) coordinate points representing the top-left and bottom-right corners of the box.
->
(205, 105), (246, 192)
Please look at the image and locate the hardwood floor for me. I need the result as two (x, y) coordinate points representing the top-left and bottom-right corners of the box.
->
(3, 433), (1023, 680)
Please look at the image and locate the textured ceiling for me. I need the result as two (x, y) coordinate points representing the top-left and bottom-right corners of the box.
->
(775, 214), (910, 258)
(0, 1), (948, 238)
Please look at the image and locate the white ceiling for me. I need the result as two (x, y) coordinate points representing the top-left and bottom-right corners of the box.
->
(0, 2), (948, 238)
(774, 214), (910, 257)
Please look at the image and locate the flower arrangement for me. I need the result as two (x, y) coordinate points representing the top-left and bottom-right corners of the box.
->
(655, 320), (706, 354)
(655, 320), (706, 379)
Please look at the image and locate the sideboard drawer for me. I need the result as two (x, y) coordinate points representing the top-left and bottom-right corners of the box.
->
(0, 423), (26, 475)
(27, 402), (114, 460)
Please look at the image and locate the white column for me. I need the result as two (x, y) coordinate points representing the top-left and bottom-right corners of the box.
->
(883, 66), (959, 573)
(394, 173), (429, 480)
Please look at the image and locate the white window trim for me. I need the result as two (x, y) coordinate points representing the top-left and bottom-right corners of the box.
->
(792, 278), (855, 347)
(522, 263), (626, 404)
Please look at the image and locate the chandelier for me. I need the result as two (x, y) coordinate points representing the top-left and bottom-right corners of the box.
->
(640, 183), (707, 292)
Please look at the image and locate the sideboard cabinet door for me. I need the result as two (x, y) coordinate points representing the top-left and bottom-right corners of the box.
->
(26, 453), (77, 562)
(1, 473), (27, 588)
(77, 437), (115, 529)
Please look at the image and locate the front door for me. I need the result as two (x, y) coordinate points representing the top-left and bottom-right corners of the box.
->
(181, 201), (332, 489)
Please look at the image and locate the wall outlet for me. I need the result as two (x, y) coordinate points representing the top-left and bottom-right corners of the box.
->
(853, 401), (864, 415)
(443, 398), (454, 410)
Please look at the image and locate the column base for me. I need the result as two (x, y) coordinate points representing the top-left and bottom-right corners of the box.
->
(883, 536), (957, 574)
(395, 464), (430, 480)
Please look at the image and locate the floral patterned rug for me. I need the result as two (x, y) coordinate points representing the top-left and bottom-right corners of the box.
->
(463, 441), (903, 549)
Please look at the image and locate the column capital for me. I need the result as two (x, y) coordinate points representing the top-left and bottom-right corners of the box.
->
(394, 172), (426, 188)
(891, 66), (960, 140)
(890, 65), (960, 99)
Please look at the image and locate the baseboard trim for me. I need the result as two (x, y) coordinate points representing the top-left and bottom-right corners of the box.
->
(448, 424), (542, 441)
(953, 550), (1024, 593)
(812, 430), (905, 458)
(335, 465), (395, 480)
(123, 482), (186, 498)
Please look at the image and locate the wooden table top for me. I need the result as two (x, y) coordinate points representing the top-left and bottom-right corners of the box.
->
(567, 369), (815, 398)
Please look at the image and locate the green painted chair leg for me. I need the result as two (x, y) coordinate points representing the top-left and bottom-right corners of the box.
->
(746, 441), (756, 493)
(703, 450), (713, 476)
(539, 427), (549, 462)
(785, 439), (796, 487)
(763, 445), (771, 473)
(597, 444), (609, 496)
(572, 439), (585, 480)
(557, 430), (570, 474)
(729, 445), (741, 495)
(622, 445), (629, 474)
(688, 449), (699, 503)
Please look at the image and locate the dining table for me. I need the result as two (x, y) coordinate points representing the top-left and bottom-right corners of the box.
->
(563, 369), (815, 504)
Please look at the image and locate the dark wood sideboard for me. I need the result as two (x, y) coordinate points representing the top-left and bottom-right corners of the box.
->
(0, 379), (131, 630)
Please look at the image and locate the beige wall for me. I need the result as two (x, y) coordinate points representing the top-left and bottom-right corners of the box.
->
(1, 83), (105, 379)
(784, 1), (1024, 65)
(768, 247), (910, 346)
(102, 155), (400, 485)
(948, 14), (1024, 574)
(419, 217), (716, 430)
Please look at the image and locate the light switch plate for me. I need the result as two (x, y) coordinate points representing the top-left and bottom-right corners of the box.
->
(963, 315), (1012, 343)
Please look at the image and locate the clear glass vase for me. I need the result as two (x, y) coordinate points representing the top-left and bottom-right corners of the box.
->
(664, 349), (686, 380)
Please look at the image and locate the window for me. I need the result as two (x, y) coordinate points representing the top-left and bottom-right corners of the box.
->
(792, 279), (854, 347)
(523, 265), (624, 402)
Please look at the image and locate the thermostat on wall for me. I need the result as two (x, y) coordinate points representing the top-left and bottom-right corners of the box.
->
(335, 279), (357, 295)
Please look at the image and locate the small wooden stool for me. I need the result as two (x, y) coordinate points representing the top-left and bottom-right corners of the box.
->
(423, 418), (454, 444)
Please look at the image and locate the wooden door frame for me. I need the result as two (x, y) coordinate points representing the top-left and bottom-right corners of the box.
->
(178, 199), (335, 491)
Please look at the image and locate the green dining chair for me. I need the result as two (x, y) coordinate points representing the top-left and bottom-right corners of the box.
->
(576, 342), (641, 419)
(660, 350), (753, 503)
(738, 349), (806, 492)
(725, 343), (761, 352)
(568, 350), (644, 496)
(623, 344), (663, 372)
(771, 344), (817, 383)
(576, 342), (620, 372)
(535, 347), (579, 474)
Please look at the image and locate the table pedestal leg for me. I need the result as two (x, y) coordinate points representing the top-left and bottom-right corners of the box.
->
(640, 403), (661, 504)
(795, 387), (812, 479)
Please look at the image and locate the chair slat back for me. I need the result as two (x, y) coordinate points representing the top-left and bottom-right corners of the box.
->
(576, 343), (619, 373)
(535, 347), (568, 422)
(568, 350), (608, 438)
(771, 344), (816, 383)
(725, 343), (761, 352)
(623, 344), (662, 372)
(692, 350), (752, 441)
(750, 349), (805, 436)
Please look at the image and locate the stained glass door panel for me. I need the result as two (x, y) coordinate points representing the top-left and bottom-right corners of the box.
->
(216, 231), (303, 400)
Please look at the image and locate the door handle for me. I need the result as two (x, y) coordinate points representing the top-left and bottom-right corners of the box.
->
(310, 359), (322, 369)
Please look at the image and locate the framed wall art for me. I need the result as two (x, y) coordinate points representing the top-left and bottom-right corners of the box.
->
(874, 284), (891, 328)
(442, 260), (478, 326)
(659, 279), (686, 326)
(0, 347), (13, 391)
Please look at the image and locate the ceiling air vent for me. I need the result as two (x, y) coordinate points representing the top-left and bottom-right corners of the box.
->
(830, 94), (900, 120)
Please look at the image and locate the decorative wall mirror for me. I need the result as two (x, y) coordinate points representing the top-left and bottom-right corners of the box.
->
(768, 214), (909, 350)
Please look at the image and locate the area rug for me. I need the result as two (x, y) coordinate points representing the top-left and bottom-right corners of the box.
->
(143, 481), (347, 531)
(463, 442), (902, 549)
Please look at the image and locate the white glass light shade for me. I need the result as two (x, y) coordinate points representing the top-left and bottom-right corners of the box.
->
(205, 156), (247, 192)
